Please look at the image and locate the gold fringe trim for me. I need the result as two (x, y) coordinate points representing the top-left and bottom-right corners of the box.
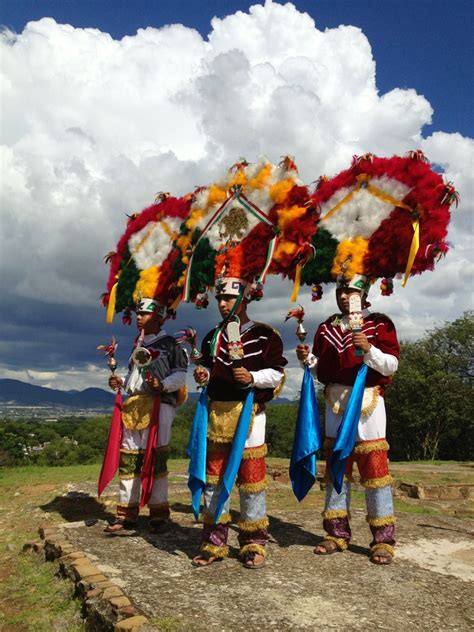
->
(206, 435), (235, 445)
(201, 511), (231, 526)
(237, 517), (269, 532)
(119, 448), (145, 455)
(371, 543), (395, 557)
(324, 536), (348, 551)
(366, 515), (396, 527)
(239, 543), (266, 558)
(208, 399), (257, 443)
(206, 474), (222, 486)
(272, 370), (286, 399)
(200, 543), (229, 559)
(236, 479), (268, 493)
(325, 385), (380, 417)
(242, 444), (268, 460)
(361, 474), (393, 489)
(354, 439), (389, 455)
(322, 509), (351, 520)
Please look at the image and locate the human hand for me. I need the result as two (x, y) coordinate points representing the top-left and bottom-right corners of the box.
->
(232, 367), (253, 385)
(194, 366), (209, 385)
(144, 373), (163, 392)
(108, 375), (124, 391)
(352, 332), (371, 353)
(296, 344), (310, 361)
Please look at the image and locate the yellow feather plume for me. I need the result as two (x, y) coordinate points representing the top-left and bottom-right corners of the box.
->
(332, 237), (369, 279)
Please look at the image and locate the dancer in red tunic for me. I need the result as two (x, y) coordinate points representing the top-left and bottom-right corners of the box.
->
(297, 275), (400, 564)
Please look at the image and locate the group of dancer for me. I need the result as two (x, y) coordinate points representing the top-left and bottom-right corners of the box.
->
(98, 153), (455, 569)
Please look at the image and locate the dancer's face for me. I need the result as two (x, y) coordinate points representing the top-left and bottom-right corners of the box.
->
(336, 288), (363, 315)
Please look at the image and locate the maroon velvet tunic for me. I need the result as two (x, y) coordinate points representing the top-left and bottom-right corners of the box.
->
(201, 321), (287, 404)
(312, 312), (400, 390)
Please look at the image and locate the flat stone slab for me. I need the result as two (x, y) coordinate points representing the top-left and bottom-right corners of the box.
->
(62, 502), (474, 631)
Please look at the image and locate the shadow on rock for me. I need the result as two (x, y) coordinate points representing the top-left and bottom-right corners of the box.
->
(267, 512), (320, 548)
(115, 517), (202, 559)
(40, 492), (114, 523)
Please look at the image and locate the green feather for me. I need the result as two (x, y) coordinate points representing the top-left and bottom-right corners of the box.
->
(301, 228), (339, 285)
(115, 247), (140, 312)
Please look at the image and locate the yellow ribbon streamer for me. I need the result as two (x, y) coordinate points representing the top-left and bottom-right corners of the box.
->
(319, 173), (420, 288)
(290, 263), (302, 303)
(366, 184), (412, 213)
(106, 281), (118, 324)
(320, 174), (413, 224)
(402, 220), (420, 287)
(159, 220), (177, 242)
(170, 294), (181, 312)
(320, 187), (359, 223)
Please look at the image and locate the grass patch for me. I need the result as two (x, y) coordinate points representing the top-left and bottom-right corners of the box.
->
(0, 463), (101, 487)
(0, 553), (83, 631)
(150, 615), (183, 631)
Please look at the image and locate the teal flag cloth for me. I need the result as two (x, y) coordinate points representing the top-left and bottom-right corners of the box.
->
(187, 387), (209, 520)
(214, 389), (255, 522)
(330, 363), (368, 493)
(290, 365), (322, 501)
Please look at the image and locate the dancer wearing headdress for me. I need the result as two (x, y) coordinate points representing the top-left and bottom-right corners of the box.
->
(100, 197), (189, 533)
(297, 276), (399, 563)
(174, 158), (307, 568)
(192, 277), (286, 568)
(293, 152), (456, 564)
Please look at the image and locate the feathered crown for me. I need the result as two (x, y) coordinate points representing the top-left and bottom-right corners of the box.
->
(165, 156), (312, 307)
(298, 151), (457, 299)
(102, 194), (190, 323)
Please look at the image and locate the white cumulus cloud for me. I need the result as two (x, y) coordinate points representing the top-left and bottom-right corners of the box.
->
(0, 0), (472, 389)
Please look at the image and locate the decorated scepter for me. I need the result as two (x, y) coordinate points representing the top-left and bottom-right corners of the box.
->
(97, 337), (119, 379)
(285, 305), (307, 344)
(174, 327), (203, 363)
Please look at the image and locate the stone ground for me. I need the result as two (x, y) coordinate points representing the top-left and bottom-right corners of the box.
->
(46, 476), (474, 632)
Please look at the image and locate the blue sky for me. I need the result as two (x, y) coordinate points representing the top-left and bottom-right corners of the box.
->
(0, 0), (472, 393)
(1, 0), (472, 137)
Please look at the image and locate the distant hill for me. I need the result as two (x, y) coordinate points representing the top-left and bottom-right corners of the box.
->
(0, 379), (293, 409)
(0, 379), (115, 408)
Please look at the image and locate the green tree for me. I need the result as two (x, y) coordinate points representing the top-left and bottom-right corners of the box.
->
(386, 311), (474, 461)
(38, 438), (80, 466)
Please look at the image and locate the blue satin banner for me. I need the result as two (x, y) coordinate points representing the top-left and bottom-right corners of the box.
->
(330, 363), (368, 493)
(290, 365), (322, 501)
(214, 389), (255, 522)
(187, 387), (209, 520)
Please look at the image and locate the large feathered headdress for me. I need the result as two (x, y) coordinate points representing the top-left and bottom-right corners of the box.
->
(298, 151), (457, 299)
(102, 194), (190, 323)
(164, 156), (312, 308)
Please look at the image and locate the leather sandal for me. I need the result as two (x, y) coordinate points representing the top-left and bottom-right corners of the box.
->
(242, 551), (265, 569)
(104, 519), (136, 533)
(191, 550), (222, 567)
(313, 540), (339, 555)
(370, 549), (393, 565)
